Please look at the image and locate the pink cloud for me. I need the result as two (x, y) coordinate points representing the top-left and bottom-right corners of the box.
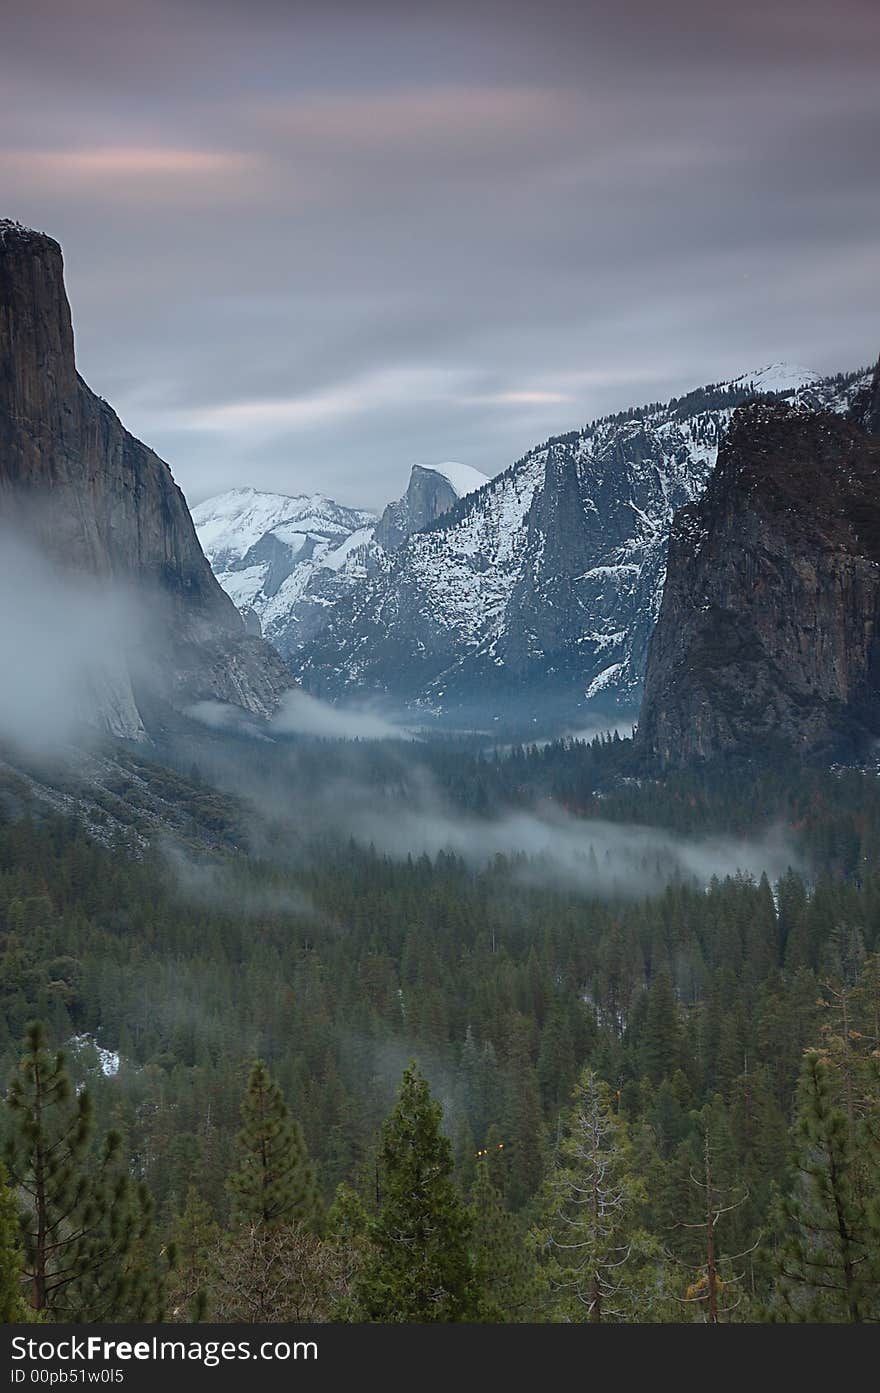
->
(1, 146), (253, 176)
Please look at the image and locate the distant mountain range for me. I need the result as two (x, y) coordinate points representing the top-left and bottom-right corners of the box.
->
(192, 461), (487, 661)
(273, 363), (865, 724)
(8, 219), (875, 748)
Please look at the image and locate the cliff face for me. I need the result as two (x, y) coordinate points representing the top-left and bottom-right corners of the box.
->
(637, 387), (880, 765)
(0, 220), (290, 737)
(373, 466), (460, 551)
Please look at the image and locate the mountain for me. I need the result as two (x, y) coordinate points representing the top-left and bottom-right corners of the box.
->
(636, 363), (880, 766)
(291, 363), (868, 724)
(373, 461), (487, 550)
(191, 487), (377, 657)
(0, 219), (291, 742)
(193, 461), (487, 661)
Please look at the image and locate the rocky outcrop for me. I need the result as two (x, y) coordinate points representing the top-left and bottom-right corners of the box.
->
(0, 220), (290, 737)
(636, 391), (880, 765)
(373, 465), (461, 551)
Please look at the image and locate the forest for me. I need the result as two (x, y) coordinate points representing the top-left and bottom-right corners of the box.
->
(1, 734), (879, 1322)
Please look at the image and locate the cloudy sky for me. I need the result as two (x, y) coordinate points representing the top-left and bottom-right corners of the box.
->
(2, 0), (879, 509)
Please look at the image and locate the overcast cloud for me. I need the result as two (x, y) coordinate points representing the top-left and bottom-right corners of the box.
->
(2, 0), (878, 509)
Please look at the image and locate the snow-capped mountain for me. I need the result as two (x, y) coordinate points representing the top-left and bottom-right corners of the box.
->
(193, 462), (488, 660)
(374, 462), (487, 550)
(291, 364), (869, 723)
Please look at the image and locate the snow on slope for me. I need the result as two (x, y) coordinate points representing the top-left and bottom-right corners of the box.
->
(293, 363), (871, 717)
(728, 363), (821, 395)
(426, 461), (488, 498)
(193, 466), (487, 660)
(192, 488), (373, 570)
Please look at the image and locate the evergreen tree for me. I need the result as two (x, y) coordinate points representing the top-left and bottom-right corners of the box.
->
(167, 1186), (219, 1322)
(640, 969), (682, 1084)
(469, 1159), (537, 1321)
(532, 1068), (650, 1322)
(356, 1062), (484, 1321)
(3, 1022), (157, 1319)
(774, 1051), (880, 1321)
(668, 1118), (753, 1323)
(0, 1161), (31, 1322)
(227, 1060), (320, 1230)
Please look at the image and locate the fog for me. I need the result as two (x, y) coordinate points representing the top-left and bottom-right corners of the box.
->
(163, 841), (321, 921)
(310, 779), (800, 897)
(0, 531), (148, 755)
(0, 531), (801, 897)
(175, 724), (803, 898)
(271, 688), (412, 741)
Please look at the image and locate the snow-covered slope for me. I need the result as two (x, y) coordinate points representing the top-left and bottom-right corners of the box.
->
(193, 464), (487, 660)
(427, 461), (488, 498)
(192, 488), (377, 657)
(293, 364), (870, 721)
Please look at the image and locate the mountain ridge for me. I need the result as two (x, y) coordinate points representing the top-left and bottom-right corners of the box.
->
(193, 461), (488, 660)
(290, 361), (869, 722)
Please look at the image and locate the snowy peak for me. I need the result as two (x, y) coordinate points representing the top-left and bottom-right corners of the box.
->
(373, 461), (489, 552)
(191, 487), (375, 572)
(193, 461), (487, 661)
(419, 461), (488, 498)
(725, 362), (822, 396)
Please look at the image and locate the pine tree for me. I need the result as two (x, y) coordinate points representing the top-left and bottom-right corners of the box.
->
(640, 969), (682, 1084)
(167, 1186), (219, 1322)
(502, 1017), (545, 1209)
(356, 1062), (484, 1321)
(0, 1161), (31, 1322)
(668, 1118), (753, 1323)
(227, 1060), (320, 1230)
(774, 1051), (880, 1321)
(469, 1159), (537, 1321)
(3, 1022), (157, 1319)
(532, 1067), (649, 1322)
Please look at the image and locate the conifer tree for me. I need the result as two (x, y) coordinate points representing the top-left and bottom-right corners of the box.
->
(356, 1062), (484, 1321)
(469, 1159), (537, 1321)
(668, 1119), (754, 1323)
(0, 1161), (31, 1322)
(3, 1022), (157, 1319)
(227, 1060), (320, 1230)
(502, 1017), (545, 1209)
(532, 1067), (649, 1322)
(774, 1051), (880, 1321)
(641, 969), (682, 1084)
(167, 1186), (219, 1322)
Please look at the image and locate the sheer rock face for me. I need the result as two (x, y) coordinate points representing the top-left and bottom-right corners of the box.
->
(0, 221), (290, 737)
(373, 466), (460, 551)
(637, 390), (880, 765)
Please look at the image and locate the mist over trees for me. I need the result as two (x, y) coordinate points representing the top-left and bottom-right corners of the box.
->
(2, 748), (880, 1322)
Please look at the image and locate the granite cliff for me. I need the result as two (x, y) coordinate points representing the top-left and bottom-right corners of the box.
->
(0, 220), (290, 739)
(637, 374), (880, 765)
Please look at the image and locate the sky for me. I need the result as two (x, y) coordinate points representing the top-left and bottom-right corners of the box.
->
(2, 0), (879, 510)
